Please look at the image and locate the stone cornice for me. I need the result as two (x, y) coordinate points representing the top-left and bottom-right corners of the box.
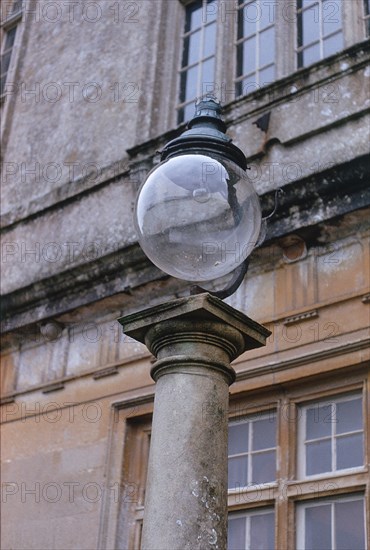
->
(1, 159), (369, 334)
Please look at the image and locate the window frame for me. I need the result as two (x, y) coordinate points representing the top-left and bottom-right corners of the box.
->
(296, 493), (367, 550)
(228, 505), (276, 550)
(297, 392), (366, 480)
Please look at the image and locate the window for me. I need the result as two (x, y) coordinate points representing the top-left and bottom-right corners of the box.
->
(364, 0), (370, 36)
(296, 494), (367, 549)
(0, 0), (22, 97)
(296, 0), (343, 68)
(175, 0), (366, 122)
(235, 0), (276, 97)
(177, 0), (218, 123)
(119, 385), (368, 549)
(298, 394), (364, 478)
(228, 411), (277, 489)
(228, 507), (275, 550)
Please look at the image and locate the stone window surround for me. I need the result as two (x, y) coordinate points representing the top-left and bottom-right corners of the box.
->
(99, 371), (369, 549)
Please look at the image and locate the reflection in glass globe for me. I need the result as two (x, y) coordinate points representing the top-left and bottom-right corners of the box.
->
(134, 153), (262, 282)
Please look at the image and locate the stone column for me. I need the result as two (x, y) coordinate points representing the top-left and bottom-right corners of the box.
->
(118, 293), (270, 550)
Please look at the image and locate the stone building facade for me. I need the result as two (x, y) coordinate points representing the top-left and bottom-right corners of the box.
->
(1, 0), (369, 548)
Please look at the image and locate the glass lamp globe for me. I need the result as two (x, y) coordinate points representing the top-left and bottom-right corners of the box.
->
(134, 151), (262, 282)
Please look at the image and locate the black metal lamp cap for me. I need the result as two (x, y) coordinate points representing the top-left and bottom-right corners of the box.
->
(161, 97), (247, 170)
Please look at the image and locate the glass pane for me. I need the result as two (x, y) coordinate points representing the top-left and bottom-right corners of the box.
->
(250, 511), (275, 550)
(242, 36), (256, 75)
(188, 30), (201, 65)
(323, 32), (343, 57)
(259, 27), (275, 66)
(302, 6), (320, 45)
(229, 423), (249, 455)
(185, 65), (198, 102)
(305, 504), (331, 549)
(240, 74), (259, 95)
(0, 73), (6, 96)
(1, 51), (12, 75)
(240, 3), (257, 38)
(228, 516), (246, 550)
(205, 0), (218, 23)
(201, 57), (215, 88)
(204, 22), (217, 58)
(259, 65), (275, 86)
(4, 27), (17, 50)
(186, 2), (203, 33)
(183, 102), (195, 123)
(335, 499), (366, 550)
(252, 450), (276, 483)
(336, 433), (363, 470)
(306, 404), (333, 440)
(323, 0), (342, 35)
(303, 43), (321, 66)
(260, 1), (275, 28)
(252, 417), (276, 451)
(228, 455), (248, 489)
(302, 0), (317, 6)
(306, 439), (331, 475)
(336, 398), (362, 434)
(179, 70), (187, 103)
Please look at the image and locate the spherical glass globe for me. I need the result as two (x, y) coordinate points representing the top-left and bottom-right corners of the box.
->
(134, 153), (262, 282)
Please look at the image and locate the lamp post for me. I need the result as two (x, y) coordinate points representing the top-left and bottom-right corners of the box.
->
(118, 98), (271, 550)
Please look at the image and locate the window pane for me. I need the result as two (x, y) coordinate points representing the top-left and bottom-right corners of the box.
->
(260, 1), (275, 29)
(187, 30), (201, 66)
(302, 6), (320, 45)
(303, 43), (321, 66)
(204, 22), (217, 58)
(335, 499), (366, 550)
(184, 65), (198, 102)
(182, 102), (195, 123)
(306, 404), (333, 440)
(201, 57), (215, 86)
(1, 51), (12, 74)
(336, 398), (362, 434)
(242, 36), (256, 75)
(259, 27), (274, 66)
(252, 450), (275, 483)
(252, 417), (276, 450)
(240, 75), (259, 95)
(205, 0), (218, 23)
(250, 512), (275, 550)
(4, 27), (17, 50)
(185, 2), (202, 33)
(259, 65), (275, 86)
(228, 456), (248, 489)
(305, 504), (332, 549)
(306, 439), (331, 475)
(322, 0), (342, 36)
(240, 2), (258, 38)
(229, 423), (249, 455)
(336, 433), (363, 470)
(228, 516), (246, 550)
(323, 32), (343, 57)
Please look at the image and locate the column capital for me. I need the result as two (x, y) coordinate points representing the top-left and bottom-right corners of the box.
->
(119, 293), (270, 346)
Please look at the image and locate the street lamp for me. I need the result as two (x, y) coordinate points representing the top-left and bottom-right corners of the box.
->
(134, 97), (262, 284)
(119, 98), (270, 550)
